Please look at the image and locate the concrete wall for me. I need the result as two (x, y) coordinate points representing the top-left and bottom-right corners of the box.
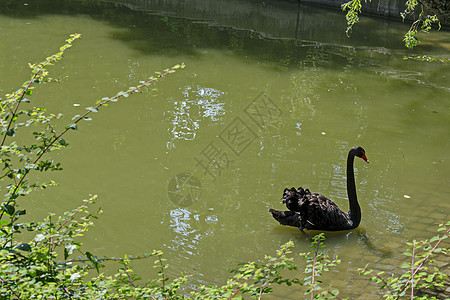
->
(298, 0), (449, 25)
(105, 0), (412, 48)
(298, 0), (408, 19)
(108, 0), (448, 25)
(104, 0), (447, 48)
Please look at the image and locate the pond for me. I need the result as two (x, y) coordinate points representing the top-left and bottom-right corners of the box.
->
(1, 0), (449, 298)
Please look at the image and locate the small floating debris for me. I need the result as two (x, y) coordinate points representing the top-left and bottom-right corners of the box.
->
(403, 195), (411, 199)
(73, 103), (80, 107)
(321, 132), (326, 135)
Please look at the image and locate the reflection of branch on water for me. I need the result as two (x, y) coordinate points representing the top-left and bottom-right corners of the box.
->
(374, 69), (450, 92)
(299, 43), (450, 92)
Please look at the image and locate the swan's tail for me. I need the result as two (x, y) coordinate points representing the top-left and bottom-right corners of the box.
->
(269, 209), (303, 228)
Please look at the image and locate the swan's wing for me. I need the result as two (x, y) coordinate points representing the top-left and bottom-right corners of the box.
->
(306, 194), (350, 230)
(277, 188), (351, 231)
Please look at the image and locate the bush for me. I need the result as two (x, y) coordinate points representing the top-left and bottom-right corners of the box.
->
(0, 33), (188, 299)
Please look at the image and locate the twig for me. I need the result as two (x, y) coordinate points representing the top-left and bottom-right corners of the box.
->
(45, 198), (96, 252)
(364, 268), (394, 293)
(0, 34), (80, 148)
(228, 242), (291, 299)
(123, 261), (136, 287)
(228, 264), (254, 299)
(410, 240), (415, 300)
(398, 227), (450, 296)
(0, 63), (184, 217)
(56, 197), (95, 232)
(67, 252), (156, 265)
(0, 278), (22, 298)
(56, 278), (74, 300)
(310, 235), (321, 300)
(156, 252), (166, 291)
(60, 211), (95, 237)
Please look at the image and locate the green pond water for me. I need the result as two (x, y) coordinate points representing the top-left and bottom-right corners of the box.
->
(1, 0), (449, 298)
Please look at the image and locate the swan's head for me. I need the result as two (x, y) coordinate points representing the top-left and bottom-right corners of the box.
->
(352, 146), (369, 163)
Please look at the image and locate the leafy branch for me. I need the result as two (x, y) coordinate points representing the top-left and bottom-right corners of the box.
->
(403, 55), (450, 63)
(341, 0), (366, 36)
(360, 221), (449, 299)
(1, 61), (185, 216)
(0, 33), (187, 299)
(192, 240), (298, 299)
(341, 0), (442, 49)
(401, 1), (441, 49)
(0, 33), (185, 234)
(0, 33), (81, 148)
(300, 233), (342, 300)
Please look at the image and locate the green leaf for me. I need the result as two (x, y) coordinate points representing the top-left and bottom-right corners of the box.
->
(6, 129), (15, 137)
(14, 209), (26, 216)
(429, 235), (440, 243)
(86, 251), (100, 273)
(3, 204), (15, 216)
(64, 247), (69, 260)
(70, 273), (81, 282)
(34, 234), (46, 242)
(86, 107), (98, 112)
(65, 244), (77, 260)
(14, 243), (32, 252)
(66, 123), (78, 130)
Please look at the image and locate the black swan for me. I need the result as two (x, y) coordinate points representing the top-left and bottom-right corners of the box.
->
(269, 146), (368, 231)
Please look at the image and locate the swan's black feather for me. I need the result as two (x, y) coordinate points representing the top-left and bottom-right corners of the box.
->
(270, 146), (368, 231)
(277, 187), (352, 231)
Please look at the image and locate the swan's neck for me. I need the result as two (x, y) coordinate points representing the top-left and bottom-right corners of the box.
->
(347, 151), (361, 227)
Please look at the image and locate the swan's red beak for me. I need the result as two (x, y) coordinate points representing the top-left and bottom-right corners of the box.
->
(361, 153), (369, 163)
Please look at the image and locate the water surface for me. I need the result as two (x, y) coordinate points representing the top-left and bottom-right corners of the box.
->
(0, 0), (449, 298)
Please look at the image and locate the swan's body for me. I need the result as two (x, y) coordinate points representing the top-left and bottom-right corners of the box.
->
(269, 146), (368, 231)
